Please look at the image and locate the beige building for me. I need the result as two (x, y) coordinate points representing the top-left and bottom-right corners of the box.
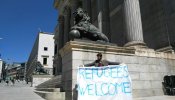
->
(26, 32), (54, 79)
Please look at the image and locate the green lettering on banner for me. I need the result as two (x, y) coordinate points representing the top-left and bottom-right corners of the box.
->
(78, 84), (87, 96)
(95, 69), (103, 78)
(85, 70), (93, 79)
(101, 83), (108, 96)
(115, 83), (124, 93)
(123, 82), (132, 94)
(87, 84), (93, 95)
(78, 65), (132, 97)
(108, 83), (116, 95)
(79, 69), (85, 79)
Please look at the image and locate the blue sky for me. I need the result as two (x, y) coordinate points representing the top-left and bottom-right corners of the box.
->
(0, 0), (58, 63)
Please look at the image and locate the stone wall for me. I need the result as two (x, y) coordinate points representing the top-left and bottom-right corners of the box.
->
(139, 0), (169, 49)
(163, 0), (175, 46)
(122, 55), (175, 97)
(59, 40), (175, 99)
(109, 0), (126, 46)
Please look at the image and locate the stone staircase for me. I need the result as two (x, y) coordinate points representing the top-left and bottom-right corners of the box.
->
(34, 75), (65, 100)
(134, 96), (175, 100)
(34, 88), (65, 100)
(36, 75), (62, 88)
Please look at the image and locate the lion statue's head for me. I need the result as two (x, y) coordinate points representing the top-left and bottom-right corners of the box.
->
(73, 8), (90, 24)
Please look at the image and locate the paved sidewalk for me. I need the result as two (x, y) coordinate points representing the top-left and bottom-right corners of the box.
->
(0, 81), (44, 100)
(1, 81), (174, 100)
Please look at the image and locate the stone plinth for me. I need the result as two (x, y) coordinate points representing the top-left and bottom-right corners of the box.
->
(59, 40), (175, 100)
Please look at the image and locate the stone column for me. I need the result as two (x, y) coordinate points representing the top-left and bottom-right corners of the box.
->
(57, 15), (64, 75)
(53, 38), (58, 75)
(58, 15), (64, 48)
(82, 0), (92, 22)
(97, 0), (110, 40)
(70, 0), (79, 27)
(63, 6), (71, 45)
(124, 0), (146, 47)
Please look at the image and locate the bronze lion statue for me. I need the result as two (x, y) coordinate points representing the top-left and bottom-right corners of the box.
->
(69, 8), (109, 42)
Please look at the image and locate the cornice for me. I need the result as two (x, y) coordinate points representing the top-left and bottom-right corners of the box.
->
(59, 40), (135, 57)
(59, 40), (175, 60)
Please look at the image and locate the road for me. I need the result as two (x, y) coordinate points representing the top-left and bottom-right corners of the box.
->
(0, 81), (44, 100)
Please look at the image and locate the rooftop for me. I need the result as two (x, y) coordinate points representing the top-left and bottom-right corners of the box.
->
(39, 32), (54, 35)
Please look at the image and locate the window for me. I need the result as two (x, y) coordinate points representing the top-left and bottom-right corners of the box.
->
(44, 47), (48, 51)
(43, 57), (47, 65)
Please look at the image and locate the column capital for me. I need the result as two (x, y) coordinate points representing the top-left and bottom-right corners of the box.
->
(58, 15), (64, 22)
(63, 6), (71, 15)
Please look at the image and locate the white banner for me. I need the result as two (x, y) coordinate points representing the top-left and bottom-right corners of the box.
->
(77, 65), (132, 100)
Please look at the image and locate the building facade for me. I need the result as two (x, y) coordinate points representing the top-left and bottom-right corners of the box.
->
(1, 61), (6, 81)
(51, 0), (175, 98)
(6, 63), (20, 79)
(26, 32), (54, 79)
(53, 0), (175, 75)
(16, 62), (26, 81)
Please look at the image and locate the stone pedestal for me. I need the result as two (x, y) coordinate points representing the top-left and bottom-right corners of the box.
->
(59, 40), (175, 100)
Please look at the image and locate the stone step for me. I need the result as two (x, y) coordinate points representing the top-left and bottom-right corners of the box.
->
(36, 75), (62, 88)
(34, 90), (65, 100)
(35, 88), (61, 92)
(134, 96), (175, 100)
